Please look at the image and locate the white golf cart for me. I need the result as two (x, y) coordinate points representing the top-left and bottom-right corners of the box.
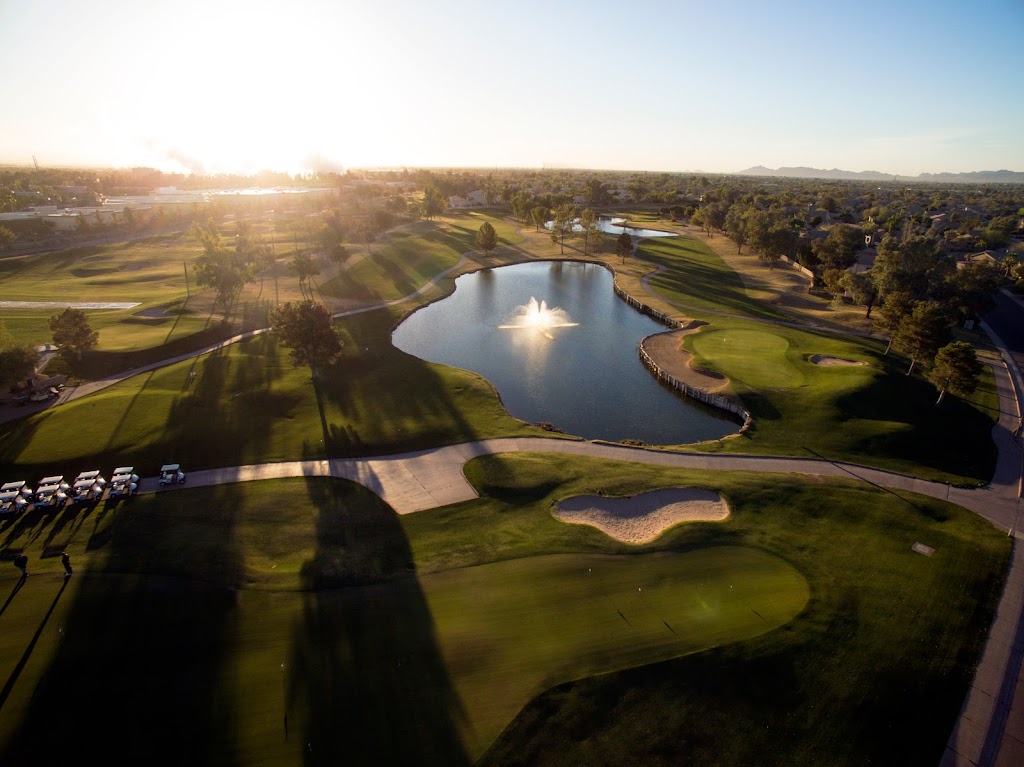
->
(1, 480), (34, 500)
(0, 490), (29, 515)
(71, 470), (106, 503)
(108, 467), (140, 498)
(33, 476), (71, 510)
(159, 464), (186, 486)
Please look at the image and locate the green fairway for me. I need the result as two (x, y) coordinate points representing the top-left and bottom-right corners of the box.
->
(318, 211), (521, 304)
(0, 233), (201, 348)
(638, 235), (789, 321)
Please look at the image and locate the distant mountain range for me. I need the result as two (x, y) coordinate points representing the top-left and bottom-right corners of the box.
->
(734, 166), (1024, 184)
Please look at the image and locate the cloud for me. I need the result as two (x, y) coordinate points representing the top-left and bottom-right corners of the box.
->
(301, 152), (345, 174)
(143, 140), (207, 175)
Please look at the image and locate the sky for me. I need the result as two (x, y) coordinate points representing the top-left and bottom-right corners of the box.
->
(1, 0), (1022, 176)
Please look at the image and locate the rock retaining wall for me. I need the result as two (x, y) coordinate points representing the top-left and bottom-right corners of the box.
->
(611, 277), (753, 433)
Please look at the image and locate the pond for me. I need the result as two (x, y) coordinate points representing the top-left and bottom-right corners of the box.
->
(546, 217), (679, 238)
(392, 261), (737, 444)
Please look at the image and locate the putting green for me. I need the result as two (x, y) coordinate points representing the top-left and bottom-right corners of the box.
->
(227, 546), (809, 762)
(689, 328), (805, 388)
(428, 547), (809, 756)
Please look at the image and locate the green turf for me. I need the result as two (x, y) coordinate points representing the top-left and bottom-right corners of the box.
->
(0, 453), (1007, 765)
(620, 232), (1000, 483)
(319, 212), (521, 304)
(0, 311), (553, 478)
(0, 233), (200, 347)
(638, 235), (790, 321)
(689, 327), (807, 388)
(680, 319), (999, 483)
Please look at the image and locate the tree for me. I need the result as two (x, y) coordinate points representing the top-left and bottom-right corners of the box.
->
(423, 187), (445, 220)
(475, 221), (498, 256)
(192, 221), (253, 310)
(0, 224), (17, 251)
(1000, 253), (1020, 279)
(329, 244), (350, 266)
(291, 252), (321, 297)
(876, 291), (916, 355)
(928, 341), (983, 406)
(812, 224), (865, 270)
(694, 202), (726, 237)
(316, 223), (343, 253)
(550, 203), (576, 255)
(750, 219), (796, 270)
(269, 301), (342, 379)
(616, 231), (633, 263)
(842, 271), (878, 318)
(578, 208), (602, 256)
(530, 205), (548, 232)
(944, 262), (1002, 324)
(356, 221), (376, 255)
(871, 235), (947, 302)
(892, 301), (952, 375)
(724, 204), (750, 254)
(0, 324), (37, 390)
(583, 177), (611, 206)
(372, 209), (395, 234)
(821, 268), (847, 299)
(510, 190), (534, 222)
(49, 307), (98, 362)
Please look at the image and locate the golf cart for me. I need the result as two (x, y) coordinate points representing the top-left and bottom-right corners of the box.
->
(71, 470), (106, 504)
(108, 467), (140, 498)
(0, 490), (29, 515)
(1, 480), (34, 500)
(159, 464), (186, 486)
(33, 476), (71, 510)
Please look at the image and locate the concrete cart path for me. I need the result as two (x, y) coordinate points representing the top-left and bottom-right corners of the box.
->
(134, 435), (1020, 521)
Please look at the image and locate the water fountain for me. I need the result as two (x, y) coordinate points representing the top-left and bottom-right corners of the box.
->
(498, 297), (578, 339)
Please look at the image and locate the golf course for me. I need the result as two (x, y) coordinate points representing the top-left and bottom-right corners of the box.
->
(0, 210), (1017, 765)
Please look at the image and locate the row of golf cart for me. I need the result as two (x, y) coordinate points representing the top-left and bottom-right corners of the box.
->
(0, 464), (186, 514)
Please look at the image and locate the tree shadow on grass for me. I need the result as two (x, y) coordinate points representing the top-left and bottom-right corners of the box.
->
(835, 369), (997, 481)
(0, 484), (245, 766)
(312, 311), (495, 458)
(285, 470), (469, 765)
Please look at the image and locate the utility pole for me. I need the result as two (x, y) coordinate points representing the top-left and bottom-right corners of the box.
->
(184, 261), (190, 300)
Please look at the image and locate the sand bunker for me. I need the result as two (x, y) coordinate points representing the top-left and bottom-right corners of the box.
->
(810, 354), (867, 367)
(554, 488), (730, 544)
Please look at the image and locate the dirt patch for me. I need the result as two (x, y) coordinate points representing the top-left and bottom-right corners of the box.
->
(810, 354), (867, 367)
(554, 488), (730, 544)
(643, 326), (731, 394)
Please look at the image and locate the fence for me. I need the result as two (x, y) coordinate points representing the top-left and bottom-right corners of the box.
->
(610, 276), (753, 432)
(779, 255), (815, 282)
(611, 278), (684, 330)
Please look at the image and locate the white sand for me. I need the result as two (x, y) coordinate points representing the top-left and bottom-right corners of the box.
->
(554, 488), (730, 544)
(810, 354), (866, 367)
